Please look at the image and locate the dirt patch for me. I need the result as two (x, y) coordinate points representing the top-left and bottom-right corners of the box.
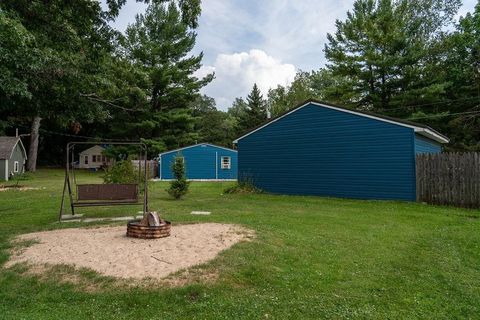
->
(0, 186), (41, 192)
(6, 223), (253, 281)
(12, 262), (221, 292)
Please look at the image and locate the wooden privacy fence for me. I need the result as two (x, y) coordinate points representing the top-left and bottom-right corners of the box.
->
(131, 160), (157, 178)
(416, 153), (480, 208)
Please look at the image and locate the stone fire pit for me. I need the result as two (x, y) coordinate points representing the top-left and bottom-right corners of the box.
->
(126, 212), (171, 239)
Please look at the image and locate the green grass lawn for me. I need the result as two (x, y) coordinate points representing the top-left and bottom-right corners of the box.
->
(1, 169), (480, 319)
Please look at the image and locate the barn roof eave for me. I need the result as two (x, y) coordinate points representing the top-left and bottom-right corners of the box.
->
(233, 99), (449, 144)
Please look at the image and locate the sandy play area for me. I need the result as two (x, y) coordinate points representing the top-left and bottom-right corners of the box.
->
(7, 223), (251, 280)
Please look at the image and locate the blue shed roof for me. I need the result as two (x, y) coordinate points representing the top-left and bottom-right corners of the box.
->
(159, 143), (237, 157)
(234, 100), (449, 144)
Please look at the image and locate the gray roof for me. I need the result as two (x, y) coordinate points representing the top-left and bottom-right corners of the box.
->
(0, 136), (25, 160)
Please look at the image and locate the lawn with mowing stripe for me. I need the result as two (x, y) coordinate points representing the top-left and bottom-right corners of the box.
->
(1, 169), (479, 319)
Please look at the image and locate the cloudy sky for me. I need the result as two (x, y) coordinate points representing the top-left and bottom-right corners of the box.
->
(106, 0), (478, 110)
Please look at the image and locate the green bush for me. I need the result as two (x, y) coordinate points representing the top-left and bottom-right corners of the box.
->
(167, 153), (189, 199)
(103, 159), (144, 185)
(224, 177), (262, 194)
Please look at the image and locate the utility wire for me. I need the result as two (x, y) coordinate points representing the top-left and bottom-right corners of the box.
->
(5, 103), (479, 142)
(79, 93), (146, 113)
(37, 127), (139, 141)
(378, 96), (480, 112)
(409, 110), (480, 120)
(5, 120), (139, 142)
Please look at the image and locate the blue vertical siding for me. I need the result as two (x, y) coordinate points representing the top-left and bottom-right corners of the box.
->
(159, 144), (237, 180)
(238, 103), (418, 201)
(414, 134), (442, 154)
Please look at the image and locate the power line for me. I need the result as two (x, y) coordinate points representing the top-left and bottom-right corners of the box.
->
(5, 104), (479, 142)
(4, 120), (139, 142)
(408, 110), (480, 120)
(378, 96), (480, 112)
(79, 93), (146, 113)
(38, 127), (138, 141)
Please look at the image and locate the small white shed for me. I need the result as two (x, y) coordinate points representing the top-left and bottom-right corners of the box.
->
(78, 145), (112, 169)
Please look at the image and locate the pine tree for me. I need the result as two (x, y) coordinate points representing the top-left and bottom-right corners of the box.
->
(439, 1), (480, 150)
(324, 0), (461, 115)
(239, 83), (267, 131)
(167, 153), (189, 199)
(121, 1), (213, 153)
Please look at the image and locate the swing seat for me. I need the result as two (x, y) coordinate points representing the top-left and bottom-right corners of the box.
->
(73, 184), (139, 207)
(59, 141), (149, 220)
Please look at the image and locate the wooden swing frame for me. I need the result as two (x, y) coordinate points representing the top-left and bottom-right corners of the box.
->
(59, 141), (149, 220)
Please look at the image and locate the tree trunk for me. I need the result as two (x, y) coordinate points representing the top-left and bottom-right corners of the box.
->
(27, 116), (42, 172)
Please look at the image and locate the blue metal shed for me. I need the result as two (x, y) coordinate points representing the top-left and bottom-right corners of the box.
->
(158, 143), (237, 180)
(234, 100), (449, 201)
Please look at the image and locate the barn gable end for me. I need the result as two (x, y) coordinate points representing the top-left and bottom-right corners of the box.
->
(159, 143), (237, 180)
(236, 101), (447, 201)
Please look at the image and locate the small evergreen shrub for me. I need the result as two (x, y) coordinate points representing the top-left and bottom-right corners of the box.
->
(167, 153), (189, 199)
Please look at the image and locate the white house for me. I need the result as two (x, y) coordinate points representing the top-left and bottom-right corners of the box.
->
(78, 145), (112, 169)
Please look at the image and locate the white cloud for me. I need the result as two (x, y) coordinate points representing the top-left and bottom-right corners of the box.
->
(195, 65), (215, 79)
(101, 0), (478, 109)
(191, 0), (354, 108)
(196, 49), (296, 110)
(194, 0), (354, 69)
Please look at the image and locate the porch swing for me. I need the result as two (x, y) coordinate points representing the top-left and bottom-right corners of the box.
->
(59, 142), (149, 220)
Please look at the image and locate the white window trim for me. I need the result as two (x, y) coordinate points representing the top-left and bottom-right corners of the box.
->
(221, 156), (231, 170)
(14, 161), (19, 173)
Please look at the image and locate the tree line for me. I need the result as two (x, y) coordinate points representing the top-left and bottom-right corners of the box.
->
(265, 0), (480, 152)
(1, 0), (479, 171)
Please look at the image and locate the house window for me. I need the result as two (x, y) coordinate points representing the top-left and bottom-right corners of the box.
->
(102, 155), (106, 162)
(221, 156), (231, 169)
(92, 155), (96, 162)
(14, 161), (19, 173)
(84, 156), (89, 164)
